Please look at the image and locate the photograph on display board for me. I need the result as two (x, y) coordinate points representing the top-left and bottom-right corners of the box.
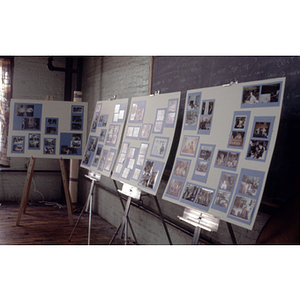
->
(228, 111), (251, 149)
(181, 182), (199, 202)
(45, 118), (58, 135)
(129, 101), (146, 123)
(227, 168), (265, 225)
(241, 82), (282, 108)
(242, 86), (260, 105)
(194, 187), (214, 207)
(13, 102), (42, 131)
(260, 83), (281, 104)
(11, 136), (25, 153)
(174, 158), (191, 178)
(44, 138), (56, 155)
(139, 124), (152, 140)
(138, 159), (164, 190)
(98, 114), (108, 127)
(246, 116), (275, 162)
(229, 196), (256, 222)
(150, 137), (169, 159)
(215, 150), (240, 171)
(184, 92), (201, 131)
(28, 133), (40, 149)
(180, 135), (199, 157)
(165, 178), (185, 199)
(60, 133), (82, 156)
(165, 98), (178, 128)
(71, 105), (84, 131)
(192, 144), (215, 183)
(197, 99), (215, 135)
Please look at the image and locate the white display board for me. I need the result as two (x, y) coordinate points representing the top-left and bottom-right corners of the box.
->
(162, 78), (286, 230)
(111, 92), (181, 195)
(7, 99), (88, 159)
(80, 98), (129, 178)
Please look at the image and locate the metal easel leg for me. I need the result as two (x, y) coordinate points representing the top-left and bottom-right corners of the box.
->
(68, 178), (95, 242)
(111, 180), (138, 244)
(192, 227), (201, 245)
(227, 222), (237, 245)
(153, 195), (173, 245)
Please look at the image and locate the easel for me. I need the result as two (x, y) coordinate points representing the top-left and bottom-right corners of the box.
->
(109, 182), (173, 245)
(16, 156), (74, 226)
(68, 171), (101, 244)
(178, 208), (220, 245)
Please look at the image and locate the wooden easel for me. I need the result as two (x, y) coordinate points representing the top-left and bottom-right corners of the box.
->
(16, 156), (74, 226)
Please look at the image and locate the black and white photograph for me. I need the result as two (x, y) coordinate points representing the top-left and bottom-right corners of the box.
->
(253, 122), (270, 138)
(246, 140), (268, 160)
(260, 83), (280, 103)
(234, 116), (247, 129)
(16, 104), (34, 116)
(99, 129), (106, 141)
(215, 150), (228, 167)
(147, 170), (159, 189)
(229, 196), (256, 221)
(238, 175), (260, 197)
(219, 173), (236, 191)
(187, 95), (200, 110)
(194, 160), (209, 177)
(195, 187), (214, 207)
(151, 137), (168, 157)
(215, 190), (231, 208)
(28, 134), (40, 149)
(88, 137), (97, 152)
(44, 138), (55, 146)
(199, 145), (214, 160)
(242, 86), (260, 104)
(228, 131), (245, 147)
(166, 179), (184, 198)
(198, 116), (212, 130)
(46, 127), (57, 134)
(174, 159), (190, 178)
(21, 118), (40, 130)
(140, 124), (152, 139)
(98, 115), (108, 127)
(226, 152), (239, 169)
(185, 111), (198, 126)
(72, 106), (83, 113)
(201, 101), (214, 115)
(182, 183), (199, 202)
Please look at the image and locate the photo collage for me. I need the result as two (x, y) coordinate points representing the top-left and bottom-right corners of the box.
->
(9, 100), (87, 159)
(111, 93), (180, 195)
(81, 99), (128, 176)
(162, 78), (284, 229)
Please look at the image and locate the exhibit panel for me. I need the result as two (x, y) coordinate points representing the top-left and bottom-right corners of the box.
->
(111, 92), (181, 195)
(7, 99), (88, 159)
(162, 78), (285, 230)
(80, 98), (129, 178)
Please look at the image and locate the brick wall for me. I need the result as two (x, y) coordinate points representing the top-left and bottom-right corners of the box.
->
(0, 56), (66, 202)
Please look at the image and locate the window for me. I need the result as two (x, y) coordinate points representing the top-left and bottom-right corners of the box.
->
(0, 58), (12, 167)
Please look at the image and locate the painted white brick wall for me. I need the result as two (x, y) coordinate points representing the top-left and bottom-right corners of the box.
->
(1, 56), (66, 202)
